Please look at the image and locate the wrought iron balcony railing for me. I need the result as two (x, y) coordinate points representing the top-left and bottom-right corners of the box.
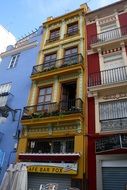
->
(21, 98), (83, 120)
(64, 29), (79, 38)
(101, 118), (127, 132)
(88, 65), (127, 87)
(91, 25), (127, 45)
(46, 35), (60, 43)
(96, 134), (127, 153)
(31, 53), (83, 75)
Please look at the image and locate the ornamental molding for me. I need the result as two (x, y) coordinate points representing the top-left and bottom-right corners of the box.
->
(58, 72), (80, 81)
(98, 15), (116, 25)
(1, 41), (38, 58)
(49, 22), (62, 30)
(23, 121), (82, 136)
(102, 47), (122, 55)
(103, 92), (127, 100)
(65, 15), (79, 24)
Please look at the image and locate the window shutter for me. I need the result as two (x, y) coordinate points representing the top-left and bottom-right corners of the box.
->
(99, 100), (127, 120)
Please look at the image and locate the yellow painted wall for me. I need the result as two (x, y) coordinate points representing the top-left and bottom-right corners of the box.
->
(74, 135), (84, 179)
(16, 137), (28, 161)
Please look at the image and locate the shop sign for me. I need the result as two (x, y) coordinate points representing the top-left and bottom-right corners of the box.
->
(103, 92), (127, 100)
(27, 163), (78, 175)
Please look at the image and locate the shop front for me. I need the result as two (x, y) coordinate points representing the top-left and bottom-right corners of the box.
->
(27, 162), (77, 190)
(18, 153), (80, 190)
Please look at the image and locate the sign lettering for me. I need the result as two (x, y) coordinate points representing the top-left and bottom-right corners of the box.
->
(27, 163), (77, 175)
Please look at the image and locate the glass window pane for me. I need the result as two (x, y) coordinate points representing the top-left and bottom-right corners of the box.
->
(53, 141), (61, 153)
(46, 87), (52, 94)
(45, 56), (50, 61)
(72, 48), (78, 54)
(51, 54), (56, 59)
(66, 140), (74, 153)
(65, 50), (71, 56)
(37, 105), (43, 111)
(38, 96), (44, 103)
(45, 95), (51, 102)
(39, 89), (45, 95)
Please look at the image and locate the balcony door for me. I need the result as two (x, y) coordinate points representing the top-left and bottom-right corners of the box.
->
(43, 53), (57, 69)
(101, 52), (127, 84)
(64, 47), (78, 66)
(37, 87), (52, 112)
(61, 82), (76, 111)
(99, 21), (120, 42)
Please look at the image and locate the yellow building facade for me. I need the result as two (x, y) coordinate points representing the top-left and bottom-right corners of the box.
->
(17, 4), (88, 190)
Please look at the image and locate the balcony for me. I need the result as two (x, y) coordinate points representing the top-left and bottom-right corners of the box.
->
(21, 98), (83, 125)
(101, 118), (127, 132)
(31, 54), (83, 81)
(91, 25), (127, 49)
(96, 134), (127, 153)
(46, 35), (60, 44)
(88, 65), (127, 88)
(64, 29), (79, 38)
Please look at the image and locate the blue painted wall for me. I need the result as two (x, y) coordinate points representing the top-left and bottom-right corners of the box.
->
(0, 27), (42, 183)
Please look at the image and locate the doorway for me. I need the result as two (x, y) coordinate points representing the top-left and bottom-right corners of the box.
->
(60, 82), (76, 111)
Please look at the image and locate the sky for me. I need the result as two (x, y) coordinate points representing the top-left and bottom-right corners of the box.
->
(0, 0), (119, 40)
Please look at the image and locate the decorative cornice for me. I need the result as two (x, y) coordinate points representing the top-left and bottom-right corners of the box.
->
(0, 41), (38, 58)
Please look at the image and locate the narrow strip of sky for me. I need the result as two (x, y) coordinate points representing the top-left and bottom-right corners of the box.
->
(0, 0), (119, 39)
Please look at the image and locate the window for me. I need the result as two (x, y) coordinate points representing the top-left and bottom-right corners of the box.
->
(67, 22), (78, 36)
(8, 54), (20, 69)
(103, 53), (124, 69)
(66, 139), (74, 153)
(0, 83), (11, 95)
(37, 87), (52, 111)
(99, 100), (127, 121)
(100, 22), (117, 33)
(64, 47), (78, 65)
(65, 47), (78, 57)
(28, 138), (74, 154)
(99, 21), (119, 42)
(49, 28), (60, 41)
(101, 52), (125, 84)
(43, 53), (57, 68)
(0, 83), (11, 107)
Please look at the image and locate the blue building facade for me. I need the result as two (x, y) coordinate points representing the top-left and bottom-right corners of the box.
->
(0, 27), (42, 183)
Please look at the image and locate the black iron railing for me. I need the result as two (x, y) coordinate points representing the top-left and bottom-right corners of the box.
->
(101, 118), (127, 132)
(46, 35), (60, 43)
(96, 134), (127, 153)
(91, 25), (127, 44)
(22, 98), (83, 120)
(64, 29), (79, 38)
(88, 65), (127, 87)
(31, 54), (83, 75)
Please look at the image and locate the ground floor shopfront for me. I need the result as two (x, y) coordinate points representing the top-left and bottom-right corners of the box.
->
(28, 173), (71, 190)
(18, 159), (84, 190)
(96, 154), (127, 190)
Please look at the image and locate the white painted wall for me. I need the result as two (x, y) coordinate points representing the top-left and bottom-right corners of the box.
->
(0, 25), (16, 54)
